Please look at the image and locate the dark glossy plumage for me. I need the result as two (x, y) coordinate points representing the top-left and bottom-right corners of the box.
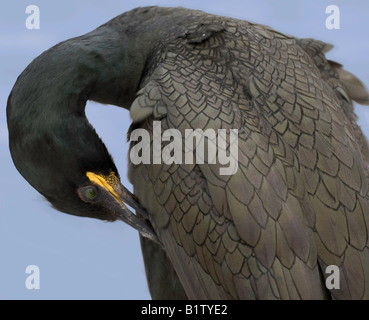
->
(7, 6), (369, 299)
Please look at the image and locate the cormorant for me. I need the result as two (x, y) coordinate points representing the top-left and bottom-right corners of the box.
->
(7, 6), (369, 299)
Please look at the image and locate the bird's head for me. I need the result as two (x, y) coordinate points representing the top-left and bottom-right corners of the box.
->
(6, 8), (165, 241)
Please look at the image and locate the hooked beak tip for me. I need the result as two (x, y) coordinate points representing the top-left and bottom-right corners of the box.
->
(113, 184), (161, 245)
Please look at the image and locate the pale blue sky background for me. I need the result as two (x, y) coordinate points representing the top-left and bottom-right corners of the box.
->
(0, 0), (368, 300)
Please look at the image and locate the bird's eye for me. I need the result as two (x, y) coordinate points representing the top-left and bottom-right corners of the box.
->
(78, 186), (98, 202)
(84, 187), (97, 200)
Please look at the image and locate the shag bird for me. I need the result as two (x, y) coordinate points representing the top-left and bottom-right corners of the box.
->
(7, 6), (369, 299)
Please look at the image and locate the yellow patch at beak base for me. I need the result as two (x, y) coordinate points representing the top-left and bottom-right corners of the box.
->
(86, 171), (121, 202)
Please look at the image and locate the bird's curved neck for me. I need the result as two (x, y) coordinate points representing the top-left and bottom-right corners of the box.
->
(6, 17), (162, 191)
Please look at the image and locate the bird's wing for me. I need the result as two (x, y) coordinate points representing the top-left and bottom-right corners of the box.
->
(128, 16), (369, 299)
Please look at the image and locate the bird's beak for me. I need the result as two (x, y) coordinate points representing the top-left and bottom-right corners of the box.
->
(86, 172), (160, 244)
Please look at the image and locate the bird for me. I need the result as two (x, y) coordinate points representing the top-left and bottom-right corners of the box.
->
(7, 6), (369, 300)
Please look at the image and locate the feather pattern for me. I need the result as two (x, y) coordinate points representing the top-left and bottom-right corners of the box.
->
(127, 7), (369, 299)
